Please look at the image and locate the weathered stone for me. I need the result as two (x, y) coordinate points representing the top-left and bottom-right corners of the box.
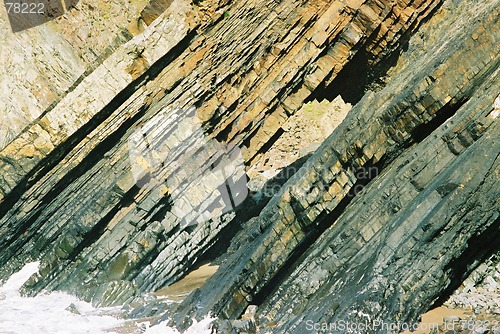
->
(165, 0), (499, 331)
(0, 0), (498, 333)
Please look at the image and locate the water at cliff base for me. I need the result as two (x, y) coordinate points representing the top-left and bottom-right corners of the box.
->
(0, 262), (213, 334)
(0, 262), (125, 334)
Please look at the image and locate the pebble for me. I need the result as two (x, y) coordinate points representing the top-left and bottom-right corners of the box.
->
(436, 255), (500, 333)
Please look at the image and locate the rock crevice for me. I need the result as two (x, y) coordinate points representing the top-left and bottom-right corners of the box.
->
(0, 0), (498, 331)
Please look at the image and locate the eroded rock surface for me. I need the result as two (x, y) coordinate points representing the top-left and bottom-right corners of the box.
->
(0, 0), (498, 332)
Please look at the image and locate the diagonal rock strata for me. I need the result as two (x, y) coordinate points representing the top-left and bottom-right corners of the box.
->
(168, 0), (499, 330)
(0, 0), (497, 331)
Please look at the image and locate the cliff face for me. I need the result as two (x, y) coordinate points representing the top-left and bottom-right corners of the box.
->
(0, 0), (498, 331)
(0, 0), (155, 149)
(169, 0), (499, 330)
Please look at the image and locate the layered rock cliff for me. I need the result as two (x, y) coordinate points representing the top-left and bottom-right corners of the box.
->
(0, 0), (498, 332)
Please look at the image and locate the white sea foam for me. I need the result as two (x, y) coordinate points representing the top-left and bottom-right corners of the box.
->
(0, 262), (124, 334)
(0, 262), (214, 334)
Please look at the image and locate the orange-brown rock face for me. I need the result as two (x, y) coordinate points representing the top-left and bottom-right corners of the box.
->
(0, 0), (498, 332)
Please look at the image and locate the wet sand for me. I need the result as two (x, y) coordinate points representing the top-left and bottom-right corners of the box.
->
(115, 265), (473, 334)
(400, 306), (467, 334)
(153, 263), (219, 302)
(110, 263), (219, 333)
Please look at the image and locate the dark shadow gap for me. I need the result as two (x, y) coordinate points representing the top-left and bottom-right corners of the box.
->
(66, 185), (141, 263)
(311, 43), (405, 105)
(0, 28), (198, 224)
(430, 216), (500, 309)
(254, 128), (285, 158)
(251, 156), (387, 307)
(410, 98), (467, 143)
(195, 154), (313, 267)
(305, 0), (444, 106)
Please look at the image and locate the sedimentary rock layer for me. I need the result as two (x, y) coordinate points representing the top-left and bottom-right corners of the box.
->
(0, 0), (446, 305)
(0, 0), (155, 149)
(169, 0), (499, 331)
(0, 0), (498, 332)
